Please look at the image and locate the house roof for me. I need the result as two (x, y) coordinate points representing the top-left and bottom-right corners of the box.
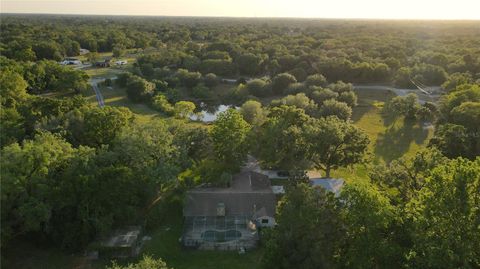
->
(184, 191), (276, 217)
(310, 178), (345, 196)
(183, 171), (276, 217)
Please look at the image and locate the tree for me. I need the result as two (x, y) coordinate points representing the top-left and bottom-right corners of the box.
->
(152, 94), (174, 115)
(255, 106), (310, 170)
(246, 79), (270, 97)
(328, 81), (354, 94)
(1, 132), (76, 247)
(67, 106), (134, 147)
(112, 121), (178, 176)
(271, 93), (317, 115)
(383, 93), (420, 120)
(126, 75), (155, 103)
(370, 148), (447, 205)
(33, 41), (63, 61)
(319, 99), (352, 121)
(271, 73), (297, 95)
(210, 109), (250, 171)
(0, 106), (25, 147)
(412, 64), (447, 86)
(113, 45), (126, 57)
(176, 68), (201, 88)
(203, 73), (218, 87)
(86, 52), (99, 64)
(305, 74), (328, 87)
(107, 255), (171, 269)
(394, 67), (414, 88)
(338, 91), (358, 107)
(236, 53), (263, 76)
(311, 88), (338, 104)
(0, 70), (28, 108)
(304, 116), (369, 177)
(200, 59), (235, 76)
(191, 84), (212, 99)
(441, 72), (473, 91)
(429, 124), (471, 159)
(432, 84), (480, 159)
(407, 158), (480, 268)
(450, 102), (480, 134)
(240, 100), (266, 126)
(263, 184), (343, 269)
(174, 101), (195, 119)
(340, 182), (404, 268)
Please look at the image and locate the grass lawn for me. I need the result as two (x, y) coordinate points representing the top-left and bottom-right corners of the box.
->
(322, 88), (434, 182)
(84, 82), (164, 124)
(353, 88), (433, 163)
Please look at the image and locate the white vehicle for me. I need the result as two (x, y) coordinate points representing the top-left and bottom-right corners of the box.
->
(115, 60), (128, 65)
(60, 59), (82, 65)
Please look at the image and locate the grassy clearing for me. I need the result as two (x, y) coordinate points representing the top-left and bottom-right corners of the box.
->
(353, 88), (433, 163)
(84, 82), (163, 124)
(323, 88), (433, 182)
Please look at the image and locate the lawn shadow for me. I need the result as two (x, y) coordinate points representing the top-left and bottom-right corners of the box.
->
(381, 110), (398, 127)
(374, 119), (429, 163)
(351, 103), (373, 123)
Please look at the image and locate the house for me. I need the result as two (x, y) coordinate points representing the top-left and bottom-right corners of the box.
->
(182, 171), (277, 250)
(310, 178), (345, 197)
(95, 58), (111, 68)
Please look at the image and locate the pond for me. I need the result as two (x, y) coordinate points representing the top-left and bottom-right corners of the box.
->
(189, 104), (238, 122)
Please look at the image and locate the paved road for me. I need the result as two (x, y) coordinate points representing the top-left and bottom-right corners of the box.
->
(91, 82), (105, 107)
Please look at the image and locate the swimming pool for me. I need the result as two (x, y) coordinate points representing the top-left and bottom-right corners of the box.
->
(201, 230), (242, 242)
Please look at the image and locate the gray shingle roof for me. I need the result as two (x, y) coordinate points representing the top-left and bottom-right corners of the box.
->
(183, 191), (276, 217)
(183, 171), (276, 217)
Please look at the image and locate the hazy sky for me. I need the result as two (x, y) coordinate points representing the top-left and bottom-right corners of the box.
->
(2, 0), (480, 20)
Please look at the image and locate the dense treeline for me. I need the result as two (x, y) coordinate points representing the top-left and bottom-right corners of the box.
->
(2, 15), (480, 87)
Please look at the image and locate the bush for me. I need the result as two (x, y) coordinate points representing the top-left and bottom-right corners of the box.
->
(152, 94), (174, 115)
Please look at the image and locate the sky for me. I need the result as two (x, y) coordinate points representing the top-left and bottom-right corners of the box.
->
(1, 0), (480, 20)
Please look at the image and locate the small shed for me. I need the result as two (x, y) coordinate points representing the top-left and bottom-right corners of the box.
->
(95, 226), (143, 259)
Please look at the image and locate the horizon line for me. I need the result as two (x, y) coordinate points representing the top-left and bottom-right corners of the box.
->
(2, 12), (480, 21)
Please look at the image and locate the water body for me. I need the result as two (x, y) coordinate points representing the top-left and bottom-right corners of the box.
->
(190, 104), (238, 122)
